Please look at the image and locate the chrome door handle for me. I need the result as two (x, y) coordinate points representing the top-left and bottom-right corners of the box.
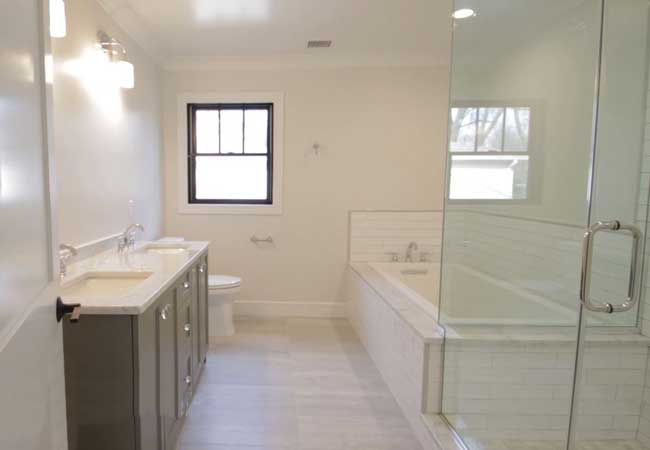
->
(580, 220), (642, 313)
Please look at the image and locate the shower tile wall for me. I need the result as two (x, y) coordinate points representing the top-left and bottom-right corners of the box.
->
(349, 211), (442, 263)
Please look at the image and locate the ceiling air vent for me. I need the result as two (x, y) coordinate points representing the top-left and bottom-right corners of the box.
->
(307, 40), (332, 48)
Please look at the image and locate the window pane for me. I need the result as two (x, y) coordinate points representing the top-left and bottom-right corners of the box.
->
(504, 107), (530, 151)
(195, 110), (219, 154)
(449, 107), (477, 152)
(195, 156), (268, 200)
(220, 109), (244, 154)
(244, 109), (269, 154)
(477, 108), (504, 151)
(449, 154), (529, 199)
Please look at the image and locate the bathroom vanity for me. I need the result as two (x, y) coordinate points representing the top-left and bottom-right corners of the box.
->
(61, 242), (209, 450)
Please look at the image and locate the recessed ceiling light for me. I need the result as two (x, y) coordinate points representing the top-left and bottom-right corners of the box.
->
(452, 8), (476, 19)
(307, 40), (333, 49)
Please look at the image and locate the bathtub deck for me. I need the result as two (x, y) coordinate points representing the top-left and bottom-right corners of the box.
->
(176, 318), (423, 450)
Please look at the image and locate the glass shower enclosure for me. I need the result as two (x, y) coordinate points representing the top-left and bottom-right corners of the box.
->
(439, 0), (650, 449)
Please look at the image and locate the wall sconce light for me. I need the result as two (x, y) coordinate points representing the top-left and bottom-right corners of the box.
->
(49, 0), (67, 38)
(98, 31), (134, 89)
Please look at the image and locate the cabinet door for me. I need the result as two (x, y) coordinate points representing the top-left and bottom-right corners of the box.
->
(197, 258), (209, 365)
(156, 291), (177, 450)
(176, 279), (193, 418)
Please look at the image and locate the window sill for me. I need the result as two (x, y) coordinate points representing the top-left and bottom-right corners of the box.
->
(177, 202), (283, 216)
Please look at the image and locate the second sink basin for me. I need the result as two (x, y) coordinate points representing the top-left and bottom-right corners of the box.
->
(62, 271), (153, 299)
(142, 242), (190, 255)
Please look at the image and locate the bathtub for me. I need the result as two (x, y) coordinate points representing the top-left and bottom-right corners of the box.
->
(441, 264), (580, 326)
(367, 262), (581, 326)
(368, 262), (440, 319)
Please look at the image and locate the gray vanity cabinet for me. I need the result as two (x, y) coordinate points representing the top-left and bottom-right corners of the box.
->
(63, 258), (209, 450)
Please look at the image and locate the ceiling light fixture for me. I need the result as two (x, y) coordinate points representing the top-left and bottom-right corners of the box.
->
(98, 31), (134, 89)
(452, 8), (476, 19)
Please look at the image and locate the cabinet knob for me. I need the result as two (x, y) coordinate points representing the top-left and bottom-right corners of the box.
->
(160, 304), (171, 320)
(185, 375), (192, 385)
(184, 323), (191, 336)
(183, 281), (191, 289)
(199, 265), (205, 273)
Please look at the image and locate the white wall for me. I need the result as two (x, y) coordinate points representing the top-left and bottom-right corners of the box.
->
(162, 66), (449, 309)
(52, 0), (163, 247)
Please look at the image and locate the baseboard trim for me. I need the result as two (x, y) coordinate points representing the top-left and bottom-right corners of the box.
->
(234, 301), (346, 318)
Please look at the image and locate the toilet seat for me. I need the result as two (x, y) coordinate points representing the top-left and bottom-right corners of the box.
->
(208, 275), (241, 290)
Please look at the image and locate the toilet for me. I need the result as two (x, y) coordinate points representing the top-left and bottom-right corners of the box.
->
(208, 275), (241, 337)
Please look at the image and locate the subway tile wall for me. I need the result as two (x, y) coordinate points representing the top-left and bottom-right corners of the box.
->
(349, 211), (442, 263)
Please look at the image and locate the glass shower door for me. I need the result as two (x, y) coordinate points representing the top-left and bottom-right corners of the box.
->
(438, 0), (650, 449)
(571, 0), (650, 449)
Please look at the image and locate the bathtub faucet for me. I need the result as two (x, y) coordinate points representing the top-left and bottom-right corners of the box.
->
(405, 241), (419, 263)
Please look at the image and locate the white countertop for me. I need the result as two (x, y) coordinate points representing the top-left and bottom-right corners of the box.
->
(61, 241), (209, 315)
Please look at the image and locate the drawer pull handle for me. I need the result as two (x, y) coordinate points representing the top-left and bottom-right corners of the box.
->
(183, 281), (191, 289)
(185, 375), (192, 385)
(184, 323), (191, 336)
(160, 304), (171, 320)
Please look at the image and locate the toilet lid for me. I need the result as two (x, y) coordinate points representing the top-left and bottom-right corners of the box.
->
(209, 275), (241, 289)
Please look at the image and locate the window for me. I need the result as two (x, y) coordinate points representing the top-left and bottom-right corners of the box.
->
(448, 105), (533, 200)
(187, 103), (273, 204)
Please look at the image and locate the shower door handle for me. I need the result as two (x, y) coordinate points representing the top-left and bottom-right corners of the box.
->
(580, 220), (642, 313)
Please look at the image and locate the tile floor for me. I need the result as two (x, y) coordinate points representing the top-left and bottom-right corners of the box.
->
(177, 318), (424, 450)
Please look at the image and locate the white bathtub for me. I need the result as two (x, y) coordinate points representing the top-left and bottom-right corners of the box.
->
(368, 262), (440, 319)
(440, 263), (579, 326)
(368, 262), (581, 326)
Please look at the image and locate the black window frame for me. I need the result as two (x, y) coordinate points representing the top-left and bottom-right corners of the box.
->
(187, 102), (274, 205)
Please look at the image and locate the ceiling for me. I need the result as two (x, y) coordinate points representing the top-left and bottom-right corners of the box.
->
(97, 0), (453, 69)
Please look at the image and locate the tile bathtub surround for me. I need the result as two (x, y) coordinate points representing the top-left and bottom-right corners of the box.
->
(349, 211), (443, 263)
(345, 266), (444, 450)
(177, 318), (425, 450)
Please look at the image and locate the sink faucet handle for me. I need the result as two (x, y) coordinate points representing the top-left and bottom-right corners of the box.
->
(59, 243), (78, 256)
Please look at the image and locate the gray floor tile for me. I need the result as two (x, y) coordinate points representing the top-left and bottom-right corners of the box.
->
(178, 318), (422, 450)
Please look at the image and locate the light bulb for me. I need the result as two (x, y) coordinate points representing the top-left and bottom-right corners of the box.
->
(115, 60), (134, 89)
(49, 0), (67, 38)
(452, 8), (476, 19)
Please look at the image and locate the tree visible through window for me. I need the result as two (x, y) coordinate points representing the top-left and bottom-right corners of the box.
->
(188, 103), (273, 204)
(448, 105), (532, 200)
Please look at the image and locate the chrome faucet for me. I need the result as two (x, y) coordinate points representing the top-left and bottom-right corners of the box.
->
(405, 241), (419, 263)
(59, 243), (78, 279)
(118, 223), (145, 254)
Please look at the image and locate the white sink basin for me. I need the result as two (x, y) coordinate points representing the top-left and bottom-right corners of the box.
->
(62, 271), (153, 299)
(142, 243), (190, 255)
